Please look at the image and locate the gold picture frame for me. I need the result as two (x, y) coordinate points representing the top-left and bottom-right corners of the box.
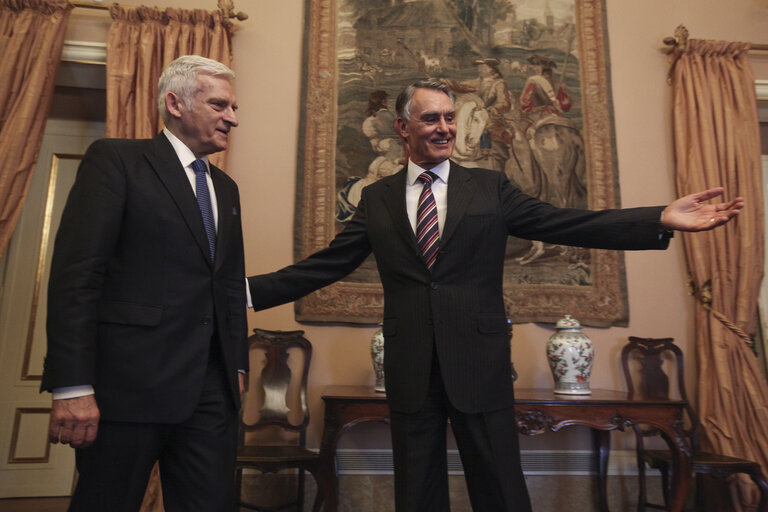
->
(294, 0), (627, 327)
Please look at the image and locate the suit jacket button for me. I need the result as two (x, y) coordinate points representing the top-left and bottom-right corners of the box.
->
(201, 317), (211, 325)
(430, 283), (438, 290)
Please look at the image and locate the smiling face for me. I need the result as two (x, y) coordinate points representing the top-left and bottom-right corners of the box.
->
(395, 88), (456, 169)
(165, 73), (239, 157)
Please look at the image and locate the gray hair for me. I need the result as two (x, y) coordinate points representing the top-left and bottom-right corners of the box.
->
(395, 80), (454, 122)
(157, 55), (236, 123)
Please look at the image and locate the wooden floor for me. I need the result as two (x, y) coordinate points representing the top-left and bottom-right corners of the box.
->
(0, 497), (71, 512)
(0, 497), (259, 511)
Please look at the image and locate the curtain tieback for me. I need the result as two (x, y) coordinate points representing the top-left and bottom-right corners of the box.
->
(688, 278), (754, 347)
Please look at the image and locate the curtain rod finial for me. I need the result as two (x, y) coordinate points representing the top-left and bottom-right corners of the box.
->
(662, 25), (689, 52)
(673, 24), (689, 50)
(663, 25), (688, 86)
(217, 0), (248, 21)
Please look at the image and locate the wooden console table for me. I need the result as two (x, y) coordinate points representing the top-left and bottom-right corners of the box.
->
(317, 385), (690, 512)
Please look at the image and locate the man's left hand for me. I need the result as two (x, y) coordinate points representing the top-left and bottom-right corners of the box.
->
(662, 187), (744, 232)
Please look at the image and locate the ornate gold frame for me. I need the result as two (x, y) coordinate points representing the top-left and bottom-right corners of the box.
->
(294, 0), (627, 327)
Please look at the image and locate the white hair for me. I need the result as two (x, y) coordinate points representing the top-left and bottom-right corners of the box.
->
(395, 80), (454, 122)
(157, 55), (235, 123)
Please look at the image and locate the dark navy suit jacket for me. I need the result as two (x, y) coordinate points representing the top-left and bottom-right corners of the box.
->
(42, 133), (248, 423)
(249, 161), (668, 414)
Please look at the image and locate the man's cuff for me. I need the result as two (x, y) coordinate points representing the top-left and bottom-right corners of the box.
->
(52, 385), (95, 400)
(659, 209), (674, 240)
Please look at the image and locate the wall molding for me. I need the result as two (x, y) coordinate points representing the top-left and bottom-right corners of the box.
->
(334, 449), (657, 477)
(757, 80), (768, 101)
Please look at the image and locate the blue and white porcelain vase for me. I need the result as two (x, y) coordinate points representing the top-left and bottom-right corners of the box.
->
(546, 315), (593, 395)
(370, 327), (385, 392)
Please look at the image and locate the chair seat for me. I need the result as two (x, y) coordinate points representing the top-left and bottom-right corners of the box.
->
(643, 449), (763, 473)
(622, 338), (768, 512)
(238, 445), (320, 464)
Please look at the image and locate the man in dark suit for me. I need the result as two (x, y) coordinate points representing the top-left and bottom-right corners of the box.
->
(247, 80), (743, 512)
(41, 55), (247, 511)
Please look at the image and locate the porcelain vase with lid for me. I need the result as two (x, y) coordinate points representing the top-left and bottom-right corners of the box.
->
(546, 315), (593, 395)
(370, 327), (385, 392)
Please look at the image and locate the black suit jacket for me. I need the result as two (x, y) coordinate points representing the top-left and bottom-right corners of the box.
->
(42, 133), (248, 423)
(249, 162), (669, 414)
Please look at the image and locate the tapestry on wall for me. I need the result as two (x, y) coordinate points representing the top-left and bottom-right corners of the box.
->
(294, 0), (626, 327)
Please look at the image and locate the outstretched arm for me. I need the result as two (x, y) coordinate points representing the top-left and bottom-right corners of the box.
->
(662, 187), (744, 232)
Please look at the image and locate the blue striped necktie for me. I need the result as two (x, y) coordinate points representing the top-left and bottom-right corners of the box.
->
(191, 158), (216, 260)
(416, 171), (440, 271)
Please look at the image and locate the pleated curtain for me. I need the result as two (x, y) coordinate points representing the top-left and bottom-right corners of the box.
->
(0, 0), (72, 258)
(670, 39), (768, 511)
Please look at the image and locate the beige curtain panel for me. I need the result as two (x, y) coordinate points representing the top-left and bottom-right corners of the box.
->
(106, 4), (234, 169)
(0, 0), (72, 259)
(671, 39), (768, 511)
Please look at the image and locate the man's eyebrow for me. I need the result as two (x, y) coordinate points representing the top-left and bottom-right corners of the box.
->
(208, 97), (237, 108)
(419, 110), (455, 117)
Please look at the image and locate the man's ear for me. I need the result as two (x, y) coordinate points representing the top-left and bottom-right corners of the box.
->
(394, 116), (409, 140)
(164, 92), (184, 120)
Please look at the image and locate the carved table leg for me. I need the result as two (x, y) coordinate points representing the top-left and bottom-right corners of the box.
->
(662, 427), (691, 512)
(317, 412), (341, 512)
(592, 428), (611, 512)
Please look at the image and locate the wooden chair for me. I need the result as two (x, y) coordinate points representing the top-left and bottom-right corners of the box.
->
(235, 328), (326, 512)
(621, 336), (768, 512)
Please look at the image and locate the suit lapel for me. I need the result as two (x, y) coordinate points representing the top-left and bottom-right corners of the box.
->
(210, 166), (233, 271)
(382, 163), (477, 269)
(144, 133), (214, 266)
(381, 169), (422, 260)
(441, 161), (475, 248)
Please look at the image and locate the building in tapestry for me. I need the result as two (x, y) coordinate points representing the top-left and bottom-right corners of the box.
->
(353, 0), (477, 73)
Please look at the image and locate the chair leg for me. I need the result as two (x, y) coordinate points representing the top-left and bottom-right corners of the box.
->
(749, 469), (768, 512)
(694, 473), (705, 511)
(310, 471), (327, 512)
(637, 456), (647, 512)
(659, 464), (670, 509)
(297, 468), (305, 512)
(311, 487), (324, 512)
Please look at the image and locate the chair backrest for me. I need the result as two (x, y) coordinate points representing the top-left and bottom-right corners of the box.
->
(240, 328), (312, 437)
(620, 336), (700, 450)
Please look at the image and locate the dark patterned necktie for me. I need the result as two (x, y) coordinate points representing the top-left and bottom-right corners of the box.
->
(416, 171), (440, 271)
(191, 158), (216, 260)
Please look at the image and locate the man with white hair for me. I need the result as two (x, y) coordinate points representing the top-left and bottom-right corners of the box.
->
(42, 55), (247, 511)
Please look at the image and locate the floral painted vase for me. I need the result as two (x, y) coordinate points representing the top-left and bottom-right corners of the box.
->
(370, 327), (385, 392)
(546, 315), (593, 395)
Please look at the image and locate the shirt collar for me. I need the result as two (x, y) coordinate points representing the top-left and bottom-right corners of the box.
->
(407, 158), (450, 186)
(163, 128), (209, 172)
